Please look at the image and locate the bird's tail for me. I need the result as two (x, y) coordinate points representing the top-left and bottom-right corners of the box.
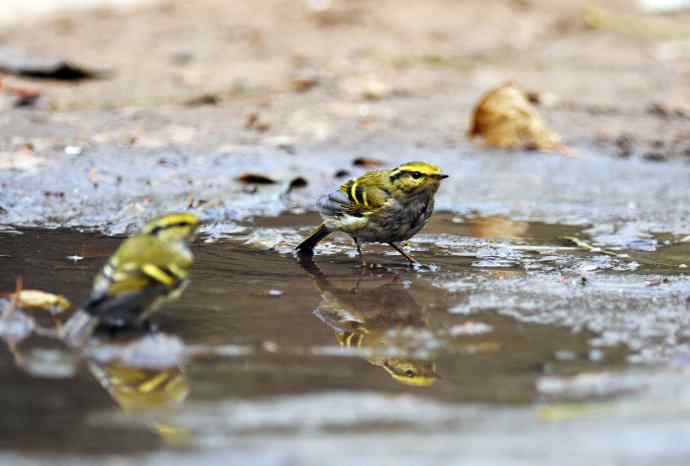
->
(296, 223), (331, 255)
(59, 310), (99, 348)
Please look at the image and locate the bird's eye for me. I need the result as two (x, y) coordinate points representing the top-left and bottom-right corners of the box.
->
(404, 369), (416, 377)
(411, 172), (422, 179)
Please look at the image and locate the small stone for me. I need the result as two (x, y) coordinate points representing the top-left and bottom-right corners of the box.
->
(64, 146), (82, 156)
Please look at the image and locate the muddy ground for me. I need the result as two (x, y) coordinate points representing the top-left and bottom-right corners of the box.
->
(2, 1), (690, 466)
(1, 0), (690, 160)
(0, 0), (689, 231)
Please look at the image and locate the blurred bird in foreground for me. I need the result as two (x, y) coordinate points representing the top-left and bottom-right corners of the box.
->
(302, 260), (438, 387)
(296, 161), (448, 266)
(61, 213), (200, 346)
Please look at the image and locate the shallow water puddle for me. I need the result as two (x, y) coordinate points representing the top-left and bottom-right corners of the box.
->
(0, 214), (689, 457)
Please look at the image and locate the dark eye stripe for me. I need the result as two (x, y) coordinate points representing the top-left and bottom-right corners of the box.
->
(389, 172), (404, 183)
(391, 170), (426, 183)
(148, 221), (192, 235)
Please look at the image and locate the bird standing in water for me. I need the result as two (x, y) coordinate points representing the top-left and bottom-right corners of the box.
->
(296, 161), (448, 265)
(61, 213), (200, 345)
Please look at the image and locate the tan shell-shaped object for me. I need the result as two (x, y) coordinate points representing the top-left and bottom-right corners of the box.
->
(468, 83), (569, 154)
(10, 290), (71, 312)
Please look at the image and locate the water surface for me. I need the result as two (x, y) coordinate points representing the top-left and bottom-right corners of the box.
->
(1, 213), (690, 464)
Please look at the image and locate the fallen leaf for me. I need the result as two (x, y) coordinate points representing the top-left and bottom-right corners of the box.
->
(184, 93), (220, 106)
(353, 157), (383, 168)
(245, 113), (271, 132)
(468, 83), (569, 154)
(286, 177), (308, 193)
(238, 173), (277, 184)
(291, 68), (320, 93)
(9, 290), (71, 312)
(0, 47), (109, 81)
(0, 77), (41, 107)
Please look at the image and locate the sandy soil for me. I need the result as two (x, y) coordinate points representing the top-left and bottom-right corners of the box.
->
(0, 0), (689, 159)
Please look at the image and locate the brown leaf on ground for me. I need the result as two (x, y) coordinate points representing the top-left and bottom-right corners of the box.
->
(0, 76), (41, 107)
(0, 47), (109, 81)
(353, 157), (383, 168)
(286, 177), (308, 193)
(8, 290), (71, 312)
(244, 112), (271, 132)
(468, 83), (570, 154)
(237, 173), (277, 184)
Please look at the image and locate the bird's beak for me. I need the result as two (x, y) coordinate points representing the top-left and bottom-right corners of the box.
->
(437, 174), (449, 179)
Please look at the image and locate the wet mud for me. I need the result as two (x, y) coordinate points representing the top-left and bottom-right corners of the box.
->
(1, 209), (689, 465)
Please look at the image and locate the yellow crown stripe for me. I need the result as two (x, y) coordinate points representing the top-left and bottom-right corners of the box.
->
(142, 212), (200, 233)
(397, 162), (442, 176)
(157, 213), (200, 227)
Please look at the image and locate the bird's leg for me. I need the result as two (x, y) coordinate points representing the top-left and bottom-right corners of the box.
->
(353, 238), (368, 268)
(388, 242), (417, 265)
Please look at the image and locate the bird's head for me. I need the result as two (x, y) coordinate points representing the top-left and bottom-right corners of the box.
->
(142, 213), (201, 242)
(381, 358), (438, 387)
(388, 161), (448, 195)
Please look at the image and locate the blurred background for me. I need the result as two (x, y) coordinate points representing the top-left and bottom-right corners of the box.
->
(1, 0), (689, 157)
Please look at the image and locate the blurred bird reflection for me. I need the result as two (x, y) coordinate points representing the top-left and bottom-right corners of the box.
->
(89, 337), (192, 448)
(301, 259), (438, 387)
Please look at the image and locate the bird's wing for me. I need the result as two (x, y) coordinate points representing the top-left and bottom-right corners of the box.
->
(318, 172), (391, 217)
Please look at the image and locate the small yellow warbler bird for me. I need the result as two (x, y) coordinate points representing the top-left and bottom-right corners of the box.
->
(61, 213), (200, 345)
(296, 161), (448, 265)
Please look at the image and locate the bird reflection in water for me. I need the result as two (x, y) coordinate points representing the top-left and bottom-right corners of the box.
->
(88, 332), (192, 448)
(300, 258), (438, 387)
(0, 280), (192, 446)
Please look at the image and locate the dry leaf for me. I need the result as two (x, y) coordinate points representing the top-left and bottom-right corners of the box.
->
(286, 177), (308, 193)
(244, 113), (271, 132)
(353, 157), (383, 168)
(468, 83), (569, 154)
(290, 66), (320, 93)
(237, 173), (277, 184)
(10, 290), (71, 312)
